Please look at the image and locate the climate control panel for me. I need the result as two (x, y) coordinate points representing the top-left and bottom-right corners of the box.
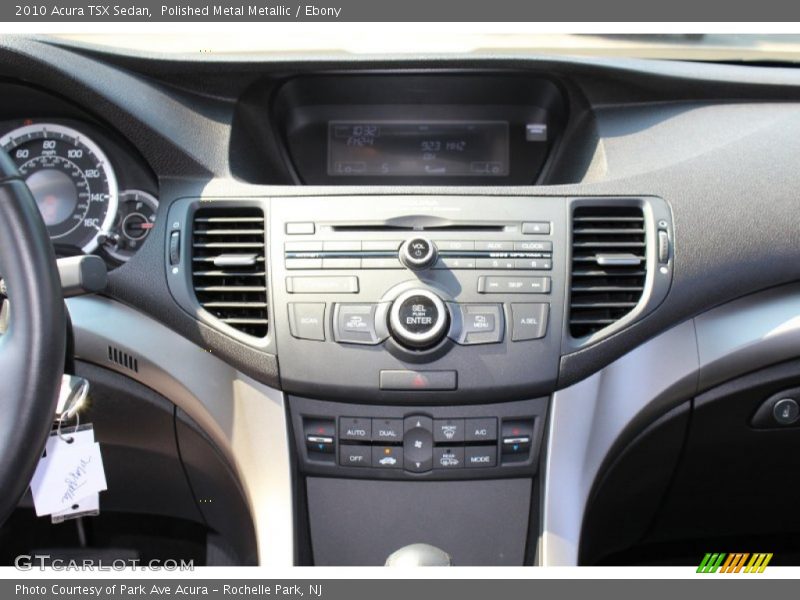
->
(290, 396), (547, 480)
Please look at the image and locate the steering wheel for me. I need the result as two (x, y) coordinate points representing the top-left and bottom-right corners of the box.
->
(0, 150), (66, 526)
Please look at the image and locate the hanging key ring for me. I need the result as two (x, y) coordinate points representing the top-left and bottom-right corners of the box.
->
(56, 377), (89, 443)
(57, 410), (81, 443)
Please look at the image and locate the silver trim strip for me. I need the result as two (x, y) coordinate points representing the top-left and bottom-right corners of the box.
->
(542, 320), (699, 565)
(695, 284), (800, 390)
(66, 296), (294, 566)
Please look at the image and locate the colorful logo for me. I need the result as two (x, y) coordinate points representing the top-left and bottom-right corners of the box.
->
(697, 553), (773, 573)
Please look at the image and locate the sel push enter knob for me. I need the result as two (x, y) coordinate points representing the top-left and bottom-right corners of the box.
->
(389, 289), (449, 349)
(399, 237), (437, 270)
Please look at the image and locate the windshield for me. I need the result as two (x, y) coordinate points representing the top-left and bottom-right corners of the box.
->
(45, 32), (800, 62)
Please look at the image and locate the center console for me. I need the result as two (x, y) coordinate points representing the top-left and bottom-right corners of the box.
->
(270, 195), (562, 565)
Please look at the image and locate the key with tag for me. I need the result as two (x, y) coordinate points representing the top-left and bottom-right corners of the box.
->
(30, 425), (107, 518)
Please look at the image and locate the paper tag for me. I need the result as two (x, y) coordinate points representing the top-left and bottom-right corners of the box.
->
(51, 493), (100, 524)
(30, 426), (107, 517)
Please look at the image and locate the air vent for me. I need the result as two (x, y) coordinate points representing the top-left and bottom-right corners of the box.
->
(191, 207), (268, 338)
(569, 205), (647, 338)
(107, 345), (139, 373)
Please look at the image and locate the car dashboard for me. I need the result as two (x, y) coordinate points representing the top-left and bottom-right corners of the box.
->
(3, 34), (800, 567)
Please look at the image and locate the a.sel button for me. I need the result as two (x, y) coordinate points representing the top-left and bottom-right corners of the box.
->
(465, 446), (498, 468)
(511, 303), (550, 341)
(339, 417), (371, 441)
(339, 445), (371, 467)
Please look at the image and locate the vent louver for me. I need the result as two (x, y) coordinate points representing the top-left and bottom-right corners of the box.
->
(107, 345), (138, 373)
(569, 205), (647, 338)
(191, 207), (269, 338)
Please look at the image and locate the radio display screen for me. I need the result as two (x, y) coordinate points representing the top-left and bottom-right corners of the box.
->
(328, 121), (509, 177)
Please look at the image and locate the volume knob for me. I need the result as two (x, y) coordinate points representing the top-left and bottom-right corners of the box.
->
(400, 237), (437, 270)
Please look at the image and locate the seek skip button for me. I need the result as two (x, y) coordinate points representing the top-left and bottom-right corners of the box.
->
(339, 417), (371, 441)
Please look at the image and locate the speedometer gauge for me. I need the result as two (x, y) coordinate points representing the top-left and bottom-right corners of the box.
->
(0, 123), (118, 254)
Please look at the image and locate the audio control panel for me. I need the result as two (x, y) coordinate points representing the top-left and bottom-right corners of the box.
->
(271, 195), (567, 403)
(289, 395), (547, 480)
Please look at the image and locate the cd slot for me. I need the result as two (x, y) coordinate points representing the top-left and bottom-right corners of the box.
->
(330, 224), (507, 233)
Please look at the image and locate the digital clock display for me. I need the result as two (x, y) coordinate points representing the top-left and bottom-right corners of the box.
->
(328, 121), (509, 177)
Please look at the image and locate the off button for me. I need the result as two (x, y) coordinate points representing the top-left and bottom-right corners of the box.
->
(339, 445), (371, 467)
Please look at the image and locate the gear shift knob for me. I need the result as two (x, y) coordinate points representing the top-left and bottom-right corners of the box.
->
(385, 543), (453, 566)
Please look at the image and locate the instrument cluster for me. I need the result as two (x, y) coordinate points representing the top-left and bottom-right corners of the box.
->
(0, 119), (158, 266)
